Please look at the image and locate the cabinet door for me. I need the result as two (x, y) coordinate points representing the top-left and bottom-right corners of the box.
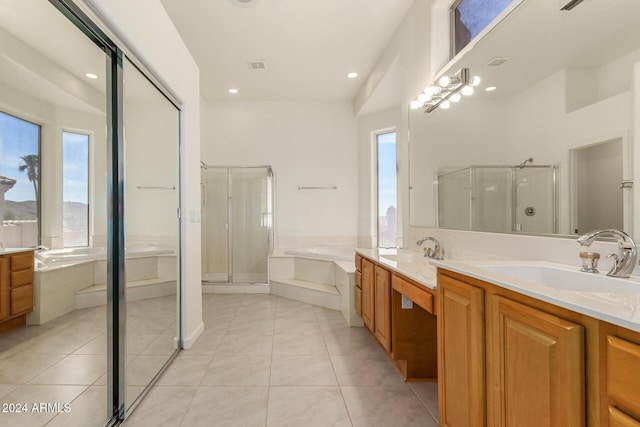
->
(354, 272), (362, 315)
(438, 274), (485, 427)
(361, 259), (375, 332)
(374, 265), (391, 353)
(488, 296), (585, 427)
(607, 335), (640, 419)
(0, 257), (7, 321)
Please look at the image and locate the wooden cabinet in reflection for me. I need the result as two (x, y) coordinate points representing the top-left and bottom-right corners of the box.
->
(0, 250), (34, 333)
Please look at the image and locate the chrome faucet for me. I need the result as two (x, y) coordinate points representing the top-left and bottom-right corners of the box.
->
(417, 237), (444, 260)
(577, 229), (637, 278)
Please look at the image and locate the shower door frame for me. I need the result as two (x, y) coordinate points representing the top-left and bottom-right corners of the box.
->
(202, 164), (274, 284)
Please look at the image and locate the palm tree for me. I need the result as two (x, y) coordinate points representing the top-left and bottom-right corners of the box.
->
(19, 154), (38, 201)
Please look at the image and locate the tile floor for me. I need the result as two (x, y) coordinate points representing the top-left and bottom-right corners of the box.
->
(126, 294), (439, 427)
(0, 295), (177, 427)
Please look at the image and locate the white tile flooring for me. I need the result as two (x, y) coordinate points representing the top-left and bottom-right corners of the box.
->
(0, 296), (177, 427)
(127, 294), (439, 427)
(0, 293), (439, 426)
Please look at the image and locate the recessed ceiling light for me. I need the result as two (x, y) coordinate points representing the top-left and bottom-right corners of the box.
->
(85, 73), (98, 79)
(228, 0), (259, 7)
(228, 88), (239, 94)
(347, 72), (358, 79)
(485, 86), (497, 92)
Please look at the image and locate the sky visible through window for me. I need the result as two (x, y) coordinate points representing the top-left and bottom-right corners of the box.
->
(63, 131), (89, 204)
(0, 112), (39, 202)
(378, 132), (397, 215)
(378, 131), (397, 248)
(456, 0), (513, 40)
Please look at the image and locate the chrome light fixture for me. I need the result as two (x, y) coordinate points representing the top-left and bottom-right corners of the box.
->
(411, 68), (480, 113)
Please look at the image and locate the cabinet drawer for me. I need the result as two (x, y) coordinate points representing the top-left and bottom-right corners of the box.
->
(11, 269), (33, 288)
(355, 254), (362, 272)
(391, 274), (433, 313)
(608, 335), (640, 418)
(355, 286), (362, 315)
(10, 252), (33, 271)
(355, 271), (361, 289)
(10, 285), (33, 315)
(609, 406), (640, 427)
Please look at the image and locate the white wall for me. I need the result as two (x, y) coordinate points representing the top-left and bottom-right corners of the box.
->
(201, 100), (358, 249)
(85, 0), (203, 347)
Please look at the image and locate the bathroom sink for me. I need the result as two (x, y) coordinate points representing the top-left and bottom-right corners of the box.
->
(476, 263), (640, 293)
(379, 253), (427, 263)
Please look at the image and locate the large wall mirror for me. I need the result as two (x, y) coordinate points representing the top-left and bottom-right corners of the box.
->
(409, 0), (640, 239)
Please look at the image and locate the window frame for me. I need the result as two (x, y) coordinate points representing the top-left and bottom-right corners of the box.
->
(0, 110), (42, 246)
(375, 129), (398, 249)
(62, 129), (91, 248)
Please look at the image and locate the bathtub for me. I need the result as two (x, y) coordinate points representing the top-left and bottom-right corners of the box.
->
(283, 246), (356, 262)
(35, 243), (174, 267)
(29, 243), (177, 325)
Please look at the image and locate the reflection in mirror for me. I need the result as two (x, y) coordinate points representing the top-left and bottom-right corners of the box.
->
(123, 58), (180, 409)
(409, 0), (640, 239)
(0, 0), (109, 424)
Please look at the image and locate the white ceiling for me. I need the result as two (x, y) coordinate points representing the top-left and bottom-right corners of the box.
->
(159, 0), (414, 102)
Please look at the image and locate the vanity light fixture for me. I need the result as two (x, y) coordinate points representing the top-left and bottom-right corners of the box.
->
(347, 72), (358, 79)
(228, 88), (239, 94)
(411, 68), (480, 113)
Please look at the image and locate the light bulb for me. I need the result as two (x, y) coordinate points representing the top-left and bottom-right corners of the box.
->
(410, 100), (423, 109)
(440, 100), (451, 109)
(461, 85), (474, 96)
(424, 86), (439, 96)
(417, 93), (429, 103)
(450, 93), (462, 103)
(470, 76), (481, 87)
(439, 76), (451, 87)
(485, 86), (497, 92)
(228, 88), (239, 94)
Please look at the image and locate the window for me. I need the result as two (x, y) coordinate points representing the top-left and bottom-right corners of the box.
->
(452, 0), (513, 56)
(0, 112), (40, 247)
(62, 131), (89, 247)
(377, 131), (397, 248)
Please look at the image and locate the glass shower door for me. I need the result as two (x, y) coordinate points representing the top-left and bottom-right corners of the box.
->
(202, 169), (229, 282)
(514, 167), (557, 234)
(201, 166), (272, 284)
(231, 168), (270, 284)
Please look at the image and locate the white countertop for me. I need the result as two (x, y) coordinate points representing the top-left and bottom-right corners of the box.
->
(356, 248), (640, 333)
(432, 259), (640, 333)
(355, 248), (437, 290)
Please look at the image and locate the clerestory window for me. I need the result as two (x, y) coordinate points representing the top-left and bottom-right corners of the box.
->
(451, 0), (514, 57)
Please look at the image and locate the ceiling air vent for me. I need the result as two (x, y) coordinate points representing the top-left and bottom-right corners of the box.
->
(248, 60), (267, 71)
(486, 57), (508, 67)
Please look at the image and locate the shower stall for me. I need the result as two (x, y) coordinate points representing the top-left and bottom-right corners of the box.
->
(437, 164), (557, 234)
(201, 165), (274, 284)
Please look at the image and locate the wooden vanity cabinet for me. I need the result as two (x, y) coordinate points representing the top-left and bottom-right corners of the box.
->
(606, 332), (640, 425)
(0, 250), (34, 333)
(356, 253), (438, 379)
(488, 295), (585, 427)
(0, 257), (7, 322)
(360, 258), (375, 332)
(373, 265), (392, 352)
(438, 269), (586, 427)
(355, 254), (362, 316)
(438, 272), (486, 427)
(391, 273), (438, 380)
